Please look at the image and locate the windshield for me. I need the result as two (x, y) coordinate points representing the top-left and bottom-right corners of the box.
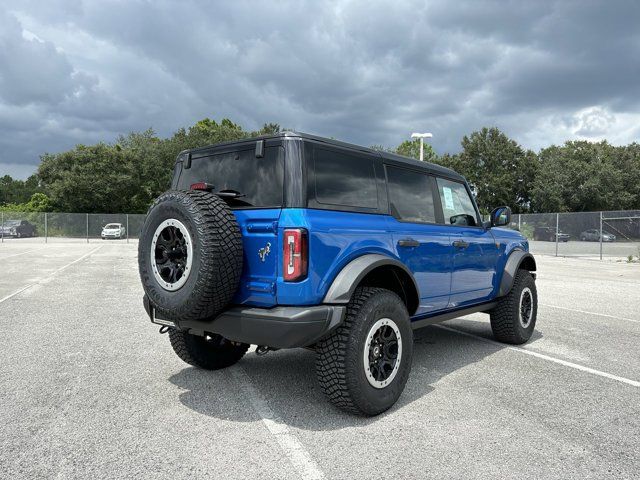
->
(176, 146), (284, 208)
(104, 224), (120, 229)
(3, 220), (20, 226)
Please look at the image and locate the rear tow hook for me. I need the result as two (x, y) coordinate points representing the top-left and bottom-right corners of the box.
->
(158, 325), (170, 334)
(256, 345), (278, 356)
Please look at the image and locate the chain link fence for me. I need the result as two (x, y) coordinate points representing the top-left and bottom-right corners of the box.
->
(511, 210), (640, 260)
(0, 211), (146, 243)
(2, 209), (640, 259)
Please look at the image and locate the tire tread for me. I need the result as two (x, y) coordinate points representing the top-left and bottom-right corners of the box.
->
(315, 287), (411, 415)
(168, 329), (249, 370)
(490, 269), (537, 344)
(138, 190), (243, 321)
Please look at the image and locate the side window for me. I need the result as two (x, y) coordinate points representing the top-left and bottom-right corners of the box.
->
(386, 166), (435, 223)
(436, 178), (478, 227)
(314, 148), (377, 208)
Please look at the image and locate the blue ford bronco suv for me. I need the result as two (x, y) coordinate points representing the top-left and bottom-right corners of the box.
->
(139, 132), (537, 416)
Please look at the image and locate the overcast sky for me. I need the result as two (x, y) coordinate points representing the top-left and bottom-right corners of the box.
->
(1, 0), (639, 179)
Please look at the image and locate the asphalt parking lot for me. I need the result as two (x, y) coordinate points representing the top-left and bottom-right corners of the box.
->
(1, 242), (639, 479)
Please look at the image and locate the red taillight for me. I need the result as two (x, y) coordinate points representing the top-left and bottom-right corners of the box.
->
(190, 182), (213, 191)
(283, 228), (308, 282)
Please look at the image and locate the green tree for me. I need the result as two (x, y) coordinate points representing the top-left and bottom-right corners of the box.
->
(0, 174), (41, 205)
(435, 127), (537, 213)
(24, 118), (640, 216)
(0, 193), (52, 212)
(610, 142), (640, 210)
(38, 143), (140, 213)
(37, 118), (256, 213)
(21, 192), (52, 212)
(531, 140), (639, 212)
(395, 139), (438, 162)
(254, 123), (281, 135)
(369, 144), (393, 152)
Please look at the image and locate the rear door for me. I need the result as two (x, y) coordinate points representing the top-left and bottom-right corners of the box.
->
(386, 165), (451, 314)
(176, 144), (284, 307)
(435, 177), (499, 307)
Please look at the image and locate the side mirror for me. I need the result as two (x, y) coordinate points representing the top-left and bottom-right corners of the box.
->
(490, 206), (511, 227)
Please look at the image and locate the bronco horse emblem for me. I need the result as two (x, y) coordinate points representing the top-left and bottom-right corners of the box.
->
(258, 242), (271, 262)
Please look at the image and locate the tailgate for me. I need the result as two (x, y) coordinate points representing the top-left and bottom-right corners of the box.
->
(231, 208), (282, 307)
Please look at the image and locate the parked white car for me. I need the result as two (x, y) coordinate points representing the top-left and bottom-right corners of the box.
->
(101, 223), (126, 239)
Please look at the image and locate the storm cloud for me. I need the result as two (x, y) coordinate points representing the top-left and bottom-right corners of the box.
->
(1, 0), (639, 178)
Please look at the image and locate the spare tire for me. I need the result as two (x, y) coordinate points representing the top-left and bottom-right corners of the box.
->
(138, 190), (243, 322)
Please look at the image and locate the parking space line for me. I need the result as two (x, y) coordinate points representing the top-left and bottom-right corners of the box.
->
(0, 248), (40, 260)
(0, 246), (102, 305)
(231, 366), (324, 480)
(436, 325), (640, 388)
(540, 303), (640, 324)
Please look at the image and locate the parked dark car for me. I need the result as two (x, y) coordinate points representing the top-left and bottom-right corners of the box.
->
(0, 220), (36, 238)
(533, 226), (569, 242)
(580, 229), (616, 242)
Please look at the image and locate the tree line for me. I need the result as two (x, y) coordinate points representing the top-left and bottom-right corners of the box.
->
(1, 120), (639, 214)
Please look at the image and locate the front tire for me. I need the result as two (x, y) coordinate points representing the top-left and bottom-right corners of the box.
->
(168, 329), (249, 370)
(315, 287), (413, 416)
(490, 270), (538, 344)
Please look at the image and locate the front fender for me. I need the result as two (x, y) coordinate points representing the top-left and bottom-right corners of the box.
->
(498, 250), (537, 297)
(323, 253), (419, 304)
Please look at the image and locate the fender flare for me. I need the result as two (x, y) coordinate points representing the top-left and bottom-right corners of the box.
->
(498, 250), (537, 297)
(323, 254), (419, 307)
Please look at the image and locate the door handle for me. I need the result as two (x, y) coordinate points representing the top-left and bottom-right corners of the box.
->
(398, 239), (420, 248)
(453, 240), (469, 249)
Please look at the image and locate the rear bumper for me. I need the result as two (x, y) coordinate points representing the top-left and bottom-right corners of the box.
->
(143, 295), (345, 349)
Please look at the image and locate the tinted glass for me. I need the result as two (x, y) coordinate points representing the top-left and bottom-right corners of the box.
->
(314, 148), (377, 208)
(436, 178), (478, 226)
(386, 166), (435, 223)
(177, 146), (284, 208)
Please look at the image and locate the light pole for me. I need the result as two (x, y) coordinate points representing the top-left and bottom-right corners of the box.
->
(411, 132), (433, 161)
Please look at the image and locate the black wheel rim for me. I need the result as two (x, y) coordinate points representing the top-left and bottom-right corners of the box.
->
(364, 318), (402, 388)
(151, 219), (193, 291)
(368, 325), (399, 381)
(155, 226), (187, 282)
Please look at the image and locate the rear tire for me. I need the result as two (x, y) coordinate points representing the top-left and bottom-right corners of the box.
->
(490, 269), (537, 344)
(168, 329), (249, 370)
(315, 287), (413, 416)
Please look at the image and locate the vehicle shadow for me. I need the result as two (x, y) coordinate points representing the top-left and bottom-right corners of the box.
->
(168, 319), (544, 431)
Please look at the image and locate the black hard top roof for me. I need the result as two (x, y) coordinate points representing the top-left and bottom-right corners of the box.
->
(186, 131), (464, 181)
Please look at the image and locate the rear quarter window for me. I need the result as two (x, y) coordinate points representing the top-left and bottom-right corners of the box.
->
(312, 148), (378, 210)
